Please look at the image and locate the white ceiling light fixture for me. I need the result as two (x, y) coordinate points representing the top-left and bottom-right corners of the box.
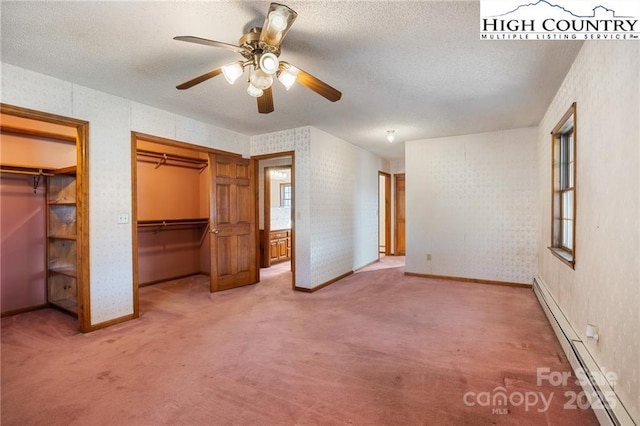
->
(277, 66), (297, 90)
(221, 62), (244, 84)
(386, 129), (396, 143)
(259, 53), (279, 75)
(247, 83), (264, 98)
(249, 67), (273, 90)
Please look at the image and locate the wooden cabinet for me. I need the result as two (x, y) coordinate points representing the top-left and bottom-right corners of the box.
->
(269, 229), (291, 263)
(47, 167), (78, 315)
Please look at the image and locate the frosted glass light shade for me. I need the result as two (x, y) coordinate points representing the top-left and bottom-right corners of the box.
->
(247, 83), (264, 98)
(278, 69), (297, 90)
(259, 53), (279, 75)
(259, 3), (297, 47)
(222, 62), (243, 84)
(250, 68), (273, 90)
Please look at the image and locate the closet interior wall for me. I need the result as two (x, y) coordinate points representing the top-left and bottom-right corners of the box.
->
(1, 119), (76, 315)
(136, 139), (210, 285)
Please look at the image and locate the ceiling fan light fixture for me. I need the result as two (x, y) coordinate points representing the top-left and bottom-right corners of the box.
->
(221, 62), (244, 84)
(278, 69), (297, 90)
(386, 129), (396, 143)
(250, 67), (274, 90)
(247, 83), (264, 98)
(259, 53), (279, 75)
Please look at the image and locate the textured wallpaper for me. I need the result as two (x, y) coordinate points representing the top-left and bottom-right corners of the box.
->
(250, 127), (312, 288)
(536, 42), (639, 421)
(1, 63), (250, 325)
(405, 127), (538, 285)
(309, 128), (383, 285)
(251, 127), (384, 289)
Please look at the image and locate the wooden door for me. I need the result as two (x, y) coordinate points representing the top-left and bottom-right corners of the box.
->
(209, 154), (257, 292)
(395, 174), (406, 255)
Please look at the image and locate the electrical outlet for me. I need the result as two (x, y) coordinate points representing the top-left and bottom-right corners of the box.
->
(426, 253), (432, 261)
(117, 213), (129, 224)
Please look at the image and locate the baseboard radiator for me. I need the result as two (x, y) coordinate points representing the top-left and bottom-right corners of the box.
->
(533, 276), (635, 426)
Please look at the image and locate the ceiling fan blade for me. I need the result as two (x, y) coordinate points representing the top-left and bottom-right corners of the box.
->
(280, 62), (342, 102)
(176, 67), (223, 90)
(259, 3), (297, 49)
(174, 36), (250, 55)
(257, 87), (274, 114)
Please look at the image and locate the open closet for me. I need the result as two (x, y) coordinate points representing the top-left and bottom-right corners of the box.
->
(135, 138), (211, 286)
(0, 105), (90, 331)
(132, 132), (258, 312)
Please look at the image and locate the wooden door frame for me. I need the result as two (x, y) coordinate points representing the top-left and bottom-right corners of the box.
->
(394, 173), (406, 256)
(1, 103), (91, 332)
(378, 172), (391, 257)
(251, 152), (295, 288)
(131, 132), (242, 315)
(263, 165), (292, 268)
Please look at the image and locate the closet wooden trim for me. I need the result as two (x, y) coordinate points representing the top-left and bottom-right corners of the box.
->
(131, 133), (140, 319)
(1, 104), (87, 127)
(132, 132), (242, 157)
(1, 103), (91, 333)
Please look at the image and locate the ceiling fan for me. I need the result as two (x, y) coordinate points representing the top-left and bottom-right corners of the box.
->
(174, 2), (342, 114)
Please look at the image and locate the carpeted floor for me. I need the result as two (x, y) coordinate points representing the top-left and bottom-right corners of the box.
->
(1, 257), (597, 425)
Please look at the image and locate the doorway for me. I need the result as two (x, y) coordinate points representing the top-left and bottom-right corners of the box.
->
(0, 103), (90, 332)
(395, 173), (406, 256)
(253, 152), (295, 289)
(378, 172), (391, 257)
(131, 132), (257, 316)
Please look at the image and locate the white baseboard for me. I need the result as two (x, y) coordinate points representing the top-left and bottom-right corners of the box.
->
(533, 276), (635, 426)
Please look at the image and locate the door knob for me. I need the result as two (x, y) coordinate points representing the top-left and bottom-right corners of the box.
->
(210, 229), (219, 234)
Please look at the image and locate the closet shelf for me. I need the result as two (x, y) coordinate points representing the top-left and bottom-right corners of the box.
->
(136, 149), (208, 172)
(137, 218), (209, 228)
(50, 298), (78, 314)
(49, 266), (77, 278)
(0, 164), (55, 177)
(48, 235), (77, 241)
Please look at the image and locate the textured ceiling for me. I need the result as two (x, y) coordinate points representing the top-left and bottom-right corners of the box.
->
(0, 1), (582, 159)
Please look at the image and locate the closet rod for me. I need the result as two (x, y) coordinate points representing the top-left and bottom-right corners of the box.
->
(0, 168), (55, 177)
(137, 149), (208, 165)
(137, 219), (209, 228)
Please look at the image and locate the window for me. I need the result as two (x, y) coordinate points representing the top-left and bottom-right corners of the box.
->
(550, 103), (576, 268)
(280, 183), (292, 207)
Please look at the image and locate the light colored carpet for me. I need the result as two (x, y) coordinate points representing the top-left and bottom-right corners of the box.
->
(1, 259), (597, 425)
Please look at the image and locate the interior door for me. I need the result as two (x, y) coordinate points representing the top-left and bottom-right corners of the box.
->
(209, 154), (257, 292)
(395, 173), (406, 255)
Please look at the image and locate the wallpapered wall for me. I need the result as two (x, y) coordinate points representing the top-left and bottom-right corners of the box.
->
(250, 127), (312, 288)
(309, 128), (385, 284)
(1, 63), (250, 325)
(405, 127), (538, 285)
(250, 127), (386, 289)
(536, 42), (639, 421)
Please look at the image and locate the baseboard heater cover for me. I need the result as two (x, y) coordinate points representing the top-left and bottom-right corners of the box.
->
(533, 276), (635, 426)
